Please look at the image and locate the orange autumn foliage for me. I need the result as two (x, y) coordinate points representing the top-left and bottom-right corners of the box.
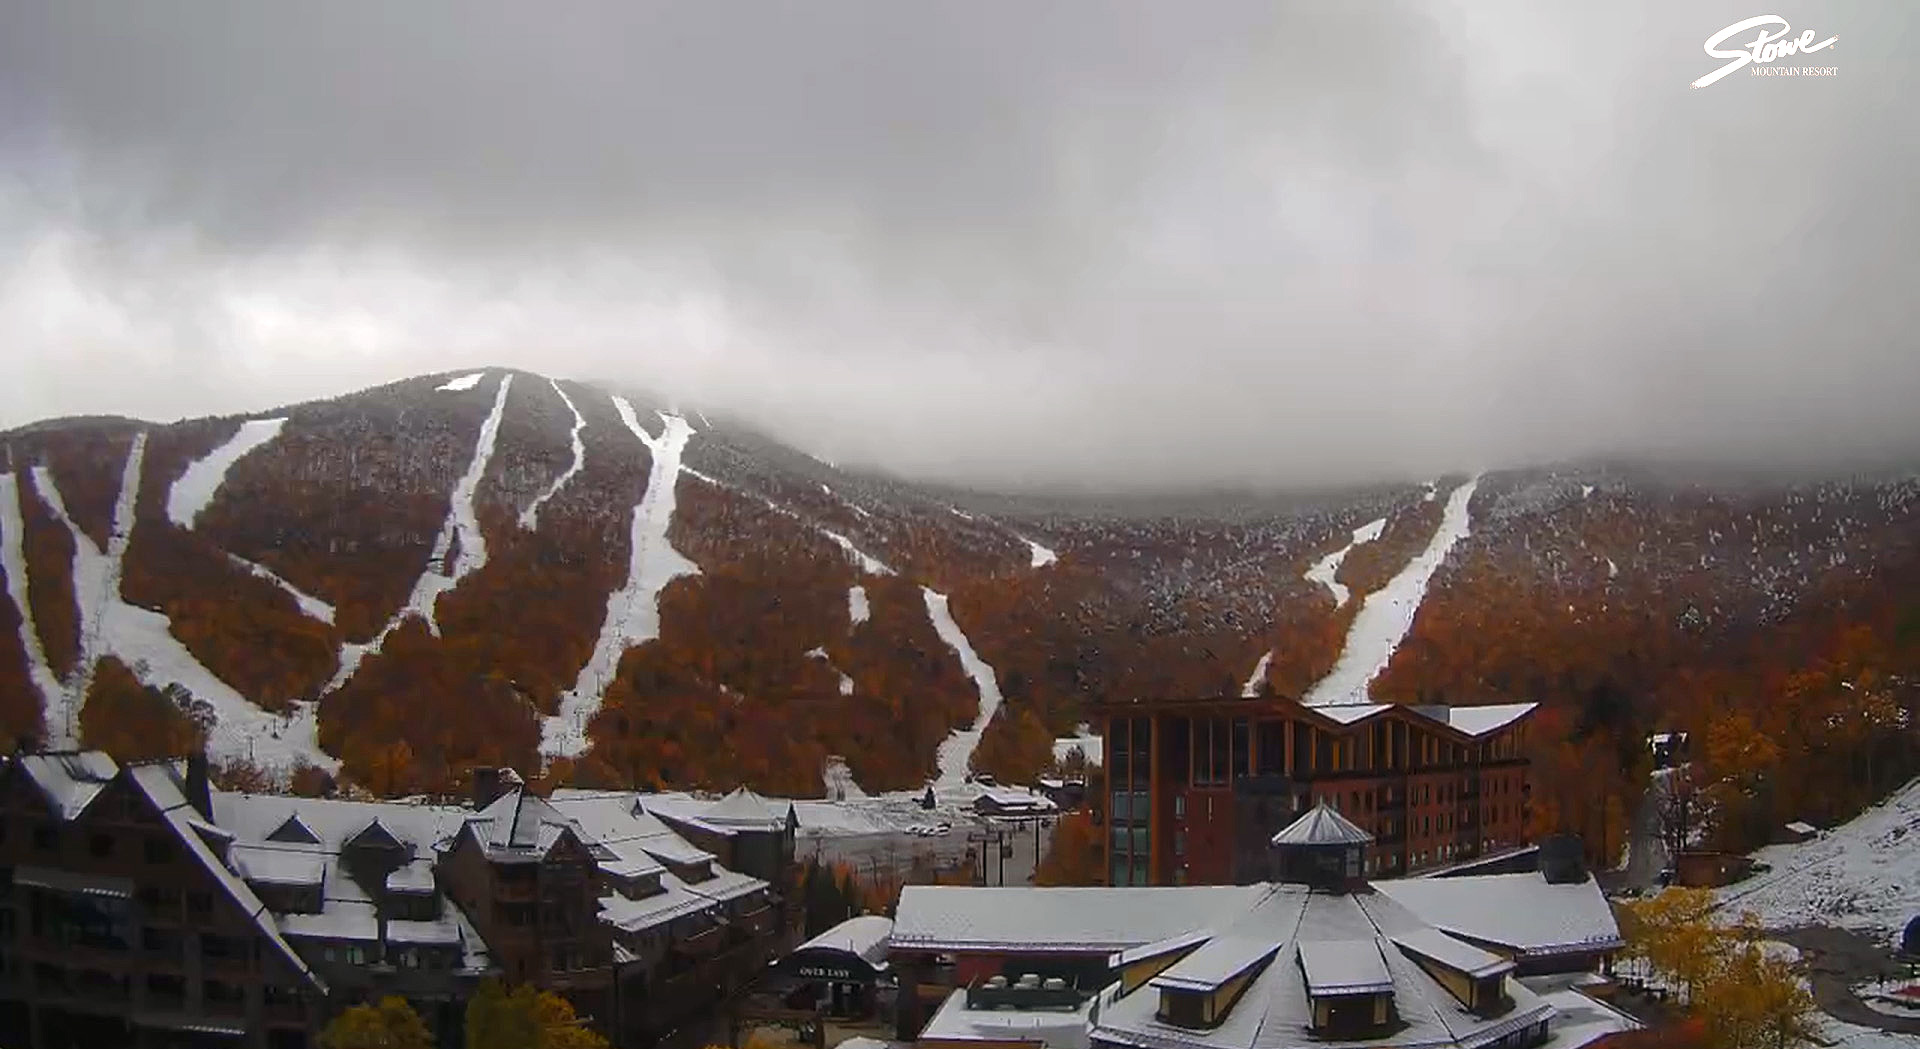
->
(78, 656), (207, 762)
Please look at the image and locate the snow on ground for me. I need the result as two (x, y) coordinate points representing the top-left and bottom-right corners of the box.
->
(922, 587), (1004, 788)
(543, 400), (699, 757)
(0, 473), (66, 709)
(330, 375), (515, 689)
(1818, 1019), (1920, 1049)
(1024, 536), (1058, 569)
(224, 553), (334, 624)
(1241, 651), (1273, 698)
(520, 377), (585, 531)
(166, 417), (286, 528)
(1607, 557), (1618, 579)
(1303, 515), (1387, 608)
(436, 372), (485, 392)
(1716, 775), (1920, 945)
(805, 647), (856, 695)
(1052, 726), (1104, 768)
(848, 585), (870, 628)
(1519, 974), (1641, 1047)
(823, 529), (894, 575)
(1423, 480), (1438, 502)
(821, 756), (871, 802)
(1303, 477), (1481, 705)
(32, 435), (335, 769)
(1582, 484), (1596, 498)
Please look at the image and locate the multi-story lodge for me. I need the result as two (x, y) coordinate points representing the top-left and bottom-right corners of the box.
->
(0, 751), (798, 1049)
(1094, 696), (1537, 885)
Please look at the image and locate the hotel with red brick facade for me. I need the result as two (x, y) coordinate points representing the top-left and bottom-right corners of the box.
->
(1094, 697), (1536, 885)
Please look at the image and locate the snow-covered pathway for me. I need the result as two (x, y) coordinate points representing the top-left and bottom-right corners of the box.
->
(922, 587), (1004, 787)
(166, 417), (286, 528)
(30, 434), (335, 768)
(1303, 476), (1481, 705)
(520, 377), (585, 530)
(0, 472), (65, 710)
(330, 374), (514, 689)
(1304, 516), (1387, 608)
(542, 399), (699, 757)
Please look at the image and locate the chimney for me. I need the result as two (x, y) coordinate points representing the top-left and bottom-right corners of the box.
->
(1539, 833), (1589, 884)
(471, 767), (506, 810)
(185, 753), (212, 820)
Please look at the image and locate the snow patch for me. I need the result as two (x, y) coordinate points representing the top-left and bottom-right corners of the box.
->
(1023, 536), (1058, 569)
(805, 647), (856, 695)
(1303, 516), (1387, 607)
(1582, 484), (1596, 498)
(922, 588), (1004, 788)
(1606, 557), (1618, 579)
(166, 417), (286, 529)
(822, 529), (894, 576)
(520, 378), (586, 531)
(1241, 650), (1273, 698)
(543, 400), (700, 757)
(436, 372), (485, 392)
(0, 473), (65, 710)
(1304, 476), (1481, 705)
(848, 585), (870, 628)
(330, 374), (515, 689)
(225, 554), (334, 624)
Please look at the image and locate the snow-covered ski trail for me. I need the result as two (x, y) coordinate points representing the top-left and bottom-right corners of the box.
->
(1023, 537), (1058, 569)
(1241, 651), (1273, 697)
(805, 647), (856, 695)
(1304, 516), (1387, 608)
(330, 374), (514, 690)
(166, 417), (286, 528)
(437, 372), (485, 392)
(520, 378), (585, 531)
(0, 472), (65, 710)
(1303, 476), (1482, 706)
(33, 435), (336, 768)
(224, 554), (335, 624)
(542, 398), (699, 757)
(922, 587), (1004, 787)
(848, 585), (870, 629)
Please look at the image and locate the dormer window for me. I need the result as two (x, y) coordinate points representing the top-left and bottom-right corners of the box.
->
(1299, 940), (1396, 1040)
(1157, 987), (1207, 1028)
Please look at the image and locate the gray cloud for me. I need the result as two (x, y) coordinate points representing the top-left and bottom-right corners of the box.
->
(1, 0), (1914, 489)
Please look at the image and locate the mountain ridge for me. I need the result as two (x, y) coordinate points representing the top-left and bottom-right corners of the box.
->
(1, 368), (1916, 829)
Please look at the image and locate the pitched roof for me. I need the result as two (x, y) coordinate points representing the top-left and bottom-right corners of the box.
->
(892, 885), (1269, 953)
(702, 786), (788, 831)
(1270, 800), (1374, 847)
(1371, 871), (1625, 958)
(18, 751), (119, 819)
(1409, 702), (1539, 738)
(1298, 938), (1393, 996)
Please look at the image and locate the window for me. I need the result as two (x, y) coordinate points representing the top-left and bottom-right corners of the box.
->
(1174, 795), (1186, 820)
(89, 834), (114, 858)
(1173, 831), (1186, 857)
(187, 892), (212, 920)
(144, 836), (175, 864)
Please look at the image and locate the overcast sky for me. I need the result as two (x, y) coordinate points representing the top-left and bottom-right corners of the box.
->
(2, 1), (1914, 489)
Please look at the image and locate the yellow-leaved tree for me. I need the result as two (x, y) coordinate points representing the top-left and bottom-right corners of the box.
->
(465, 979), (610, 1049)
(1623, 894), (1819, 1049)
(321, 996), (433, 1049)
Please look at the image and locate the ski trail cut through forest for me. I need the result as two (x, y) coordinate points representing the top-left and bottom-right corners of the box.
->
(0, 472), (64, 710)
(1304, 476), (1482, 706)
(543, 399), (699, 758)
(330, 373), (514, 690)
(223, 554), (335, 624)
(922, 587), (1004, 788)
(33, 435), (336, 768)
(1024, 537), (1058, 569)
(167, 417), (287, 529)
(1304, 516), (1387, 608)
(520, 378), (586, 531)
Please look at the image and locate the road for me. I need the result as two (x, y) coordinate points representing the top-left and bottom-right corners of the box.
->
(1773, 925), (1920, 1035)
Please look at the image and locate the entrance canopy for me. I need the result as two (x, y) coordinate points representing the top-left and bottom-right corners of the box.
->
(777, 915), (894, 984)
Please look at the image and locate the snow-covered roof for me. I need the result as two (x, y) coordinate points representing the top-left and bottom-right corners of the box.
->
(975, 785), (1060, 811)
(1298, 939), (1393, 996)
(1372, 871), (1624, 957)
(1270, 801), (1374, 847)
(795, 914), (894, 967)
(1310, 703), (1392, 726)
(1387, 926), (1514, 979)
(1784, 821), (1818, 836)
(702, 787), (789, 831)
(18, 751), (119, 819)
(1151, 934), (1277, 993)
(892, 885), (1269, 953)
(127, 765), (327, 994)
(920, 986), (1096, 1049)
(232, 847), (326, 887)
(1410, 702), (1539, 738)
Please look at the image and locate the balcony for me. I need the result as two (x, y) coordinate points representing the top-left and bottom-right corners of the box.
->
(673, 924), (724, 959)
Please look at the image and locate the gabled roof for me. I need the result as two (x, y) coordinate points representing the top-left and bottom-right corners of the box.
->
(18, 751), (119, 819)
(1270, 800), (1374, 847)
(345, 817), (405, 854)
(1410, 702), (1539, 738)
(892, 885), (1269, 954)
(1371, 871), (1625, 958)
(702, 786), (789, 831)
(267, 813), (321, 844)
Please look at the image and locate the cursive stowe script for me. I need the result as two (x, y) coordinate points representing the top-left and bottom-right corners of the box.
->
(1692, 15), (1837, 89)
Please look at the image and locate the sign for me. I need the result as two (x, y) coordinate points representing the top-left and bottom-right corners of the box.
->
(1692, 16), (1838, 89)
